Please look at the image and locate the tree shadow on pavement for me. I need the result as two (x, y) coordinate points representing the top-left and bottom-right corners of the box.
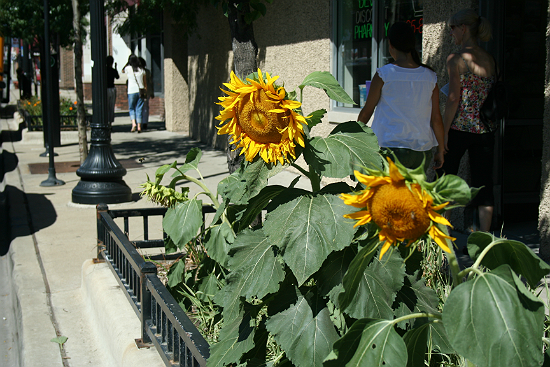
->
(110, 135), (227, 167)
(0, 185), (57, 256)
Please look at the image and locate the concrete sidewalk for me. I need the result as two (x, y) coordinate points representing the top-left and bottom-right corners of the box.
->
(0, 102), (309, 366)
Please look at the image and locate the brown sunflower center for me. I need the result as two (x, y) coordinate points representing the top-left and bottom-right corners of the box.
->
(369, 183), (430, 240)
(236, 89), (287, 144)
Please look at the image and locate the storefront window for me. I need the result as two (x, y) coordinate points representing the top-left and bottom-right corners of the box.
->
(334, 0), (423, 108)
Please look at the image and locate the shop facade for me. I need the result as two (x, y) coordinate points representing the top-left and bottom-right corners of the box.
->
(152, 0), (550, 257)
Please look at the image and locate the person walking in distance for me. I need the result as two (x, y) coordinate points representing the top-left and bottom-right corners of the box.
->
(438, 9), (496, 232)
(106, 55), (119, 125)
(122, 54), (146, 133)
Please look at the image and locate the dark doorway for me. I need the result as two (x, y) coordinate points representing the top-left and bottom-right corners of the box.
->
(481, 0), (547, 226)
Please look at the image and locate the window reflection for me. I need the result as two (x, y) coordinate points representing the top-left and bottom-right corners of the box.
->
(335, 0), (423, 108)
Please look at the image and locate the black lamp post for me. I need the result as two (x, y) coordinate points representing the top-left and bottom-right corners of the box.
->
(40, 0), (64, 187)
(71, 0), (131, 204)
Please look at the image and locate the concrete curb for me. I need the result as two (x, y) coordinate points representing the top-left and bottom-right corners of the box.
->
(81, 260), (164, 367)
(5, 167), (62, 367)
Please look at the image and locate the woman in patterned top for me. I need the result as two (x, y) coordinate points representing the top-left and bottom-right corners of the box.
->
(439, 8), (496, 232)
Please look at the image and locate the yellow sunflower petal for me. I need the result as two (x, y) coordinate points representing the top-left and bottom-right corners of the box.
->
(431, 202), (450, 211)
(378, 239), (393, 259)
(429, 225), (455, 253)
(387, 158), (405, 182)
(353, 170), (392, 188)
(343, 210), (372, 227)
(429, 210), (453, 228)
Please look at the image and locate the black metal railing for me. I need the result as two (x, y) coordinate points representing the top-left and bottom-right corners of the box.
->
(96, 203), (212, 367)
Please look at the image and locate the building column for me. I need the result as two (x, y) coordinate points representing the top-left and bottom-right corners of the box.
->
(163, 12), (189, 133)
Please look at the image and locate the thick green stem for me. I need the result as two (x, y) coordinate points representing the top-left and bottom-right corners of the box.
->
(471, 239), (499, 271)
(173, 174), (221, 210)
(291, 163), (321, 192)
(392, 312), (441, 326)
(291, 162), (310, 177)
(445, 248), (461, 287)
(309, 166), (321, 192)
(458, 266), (485, 281)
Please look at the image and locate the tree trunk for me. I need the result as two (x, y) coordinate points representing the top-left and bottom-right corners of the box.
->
(226, 0), (258, 173)
(72, 0), (88, 163)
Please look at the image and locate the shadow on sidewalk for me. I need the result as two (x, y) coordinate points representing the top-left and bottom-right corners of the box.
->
(0, 185), (57, 256)
(110, 135), (224, 166)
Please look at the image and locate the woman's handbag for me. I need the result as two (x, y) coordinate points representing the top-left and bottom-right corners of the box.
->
(139, 88), (147, 100)
(480, 55), (508, 131)
(133, 72), (147, 100)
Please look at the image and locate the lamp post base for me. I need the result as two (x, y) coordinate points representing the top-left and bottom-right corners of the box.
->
(40, 177), (65, 187)
(72, 180), (132, 204)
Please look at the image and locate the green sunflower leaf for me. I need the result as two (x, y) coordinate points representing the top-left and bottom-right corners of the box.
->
(214, 229), (285, 321)
(339, 249), (406, 320)
(431, 174), (476, 206)
(173, 147), (202, 175)
(265, 292), (340, 367)
(162, 199), (203, 250)
(324, 318), (408, 367)
(316, 245), (357, 301)
(427, 319), (454, 354)
(300, 71), (355, 105)
(304, 122), (381, 178)
(304, 108), (327, 132)
(466, 232), (550, 288)
(166, 258), (186, 289)
(204, 221), (235, 268)
(218, 158), (286, 205)
(263, 193), (356, 285)
(403, 323), (429, 367)
(393, 273), (440, 330)
(196, 271), (221, 302)
(442, 264), (544, 367)
(207, 310), (256, 367)
(235, 184), (288, 232)
(156, 160), (177, 177)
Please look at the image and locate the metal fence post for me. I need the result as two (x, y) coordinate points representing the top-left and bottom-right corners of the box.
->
(95, 203), (108, 261)
(136, 261), (157, 347)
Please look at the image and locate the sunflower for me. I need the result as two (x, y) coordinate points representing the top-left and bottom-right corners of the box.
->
(215, 69), (308, 165)
(340, 158), (455, 259)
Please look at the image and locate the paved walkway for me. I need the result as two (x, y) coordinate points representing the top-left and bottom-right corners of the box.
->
(0, 89), (545, 366)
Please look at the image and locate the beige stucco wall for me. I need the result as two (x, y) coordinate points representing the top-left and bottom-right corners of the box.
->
(164, 13), (190, 133)
(538, 1), (550, 261)
(186, 0), (332, 150)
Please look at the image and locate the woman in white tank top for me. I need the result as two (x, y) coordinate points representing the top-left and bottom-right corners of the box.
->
(358, 22), (445, 172)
